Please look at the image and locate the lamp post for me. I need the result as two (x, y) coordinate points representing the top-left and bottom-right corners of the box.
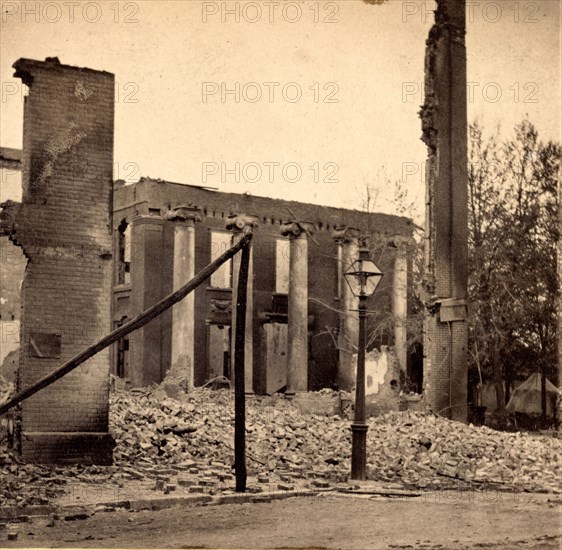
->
(344, 247), (383, 480)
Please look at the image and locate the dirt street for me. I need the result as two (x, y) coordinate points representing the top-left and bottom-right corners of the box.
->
(3, 492), (560, 549)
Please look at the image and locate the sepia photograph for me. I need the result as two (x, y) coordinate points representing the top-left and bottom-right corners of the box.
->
(0, 1), (561, 548)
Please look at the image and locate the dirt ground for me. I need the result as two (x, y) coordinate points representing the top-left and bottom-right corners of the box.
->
(3, 492), (561, 549)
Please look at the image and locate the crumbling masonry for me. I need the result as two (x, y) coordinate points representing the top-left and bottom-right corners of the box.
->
(1, 55), (413, 465)
(8, 58), (115, 463)
(421, 0), (469, 421)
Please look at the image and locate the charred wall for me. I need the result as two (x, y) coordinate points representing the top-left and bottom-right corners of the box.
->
(421, 0), (469, 421)
(11, 57), (115, 463)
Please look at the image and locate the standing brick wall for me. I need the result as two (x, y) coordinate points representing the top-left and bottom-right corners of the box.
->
(11, 57), (115, 464)
(421, 0), (469, 421)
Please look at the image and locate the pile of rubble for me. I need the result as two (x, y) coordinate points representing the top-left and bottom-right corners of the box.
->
(1, 386), (561, 509)
(111, 387), (349, 471)
(367, 412), (561, 491)
(0, 375), (15, 407)
(109, 386), (562, 493)
(0, 447), (111, 508)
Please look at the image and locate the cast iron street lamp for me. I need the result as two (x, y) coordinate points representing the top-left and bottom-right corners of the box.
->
(344, 247), (383, 480)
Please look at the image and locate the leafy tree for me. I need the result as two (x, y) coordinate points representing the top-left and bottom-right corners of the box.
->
(467, 119), (560, 413)
(351, 120), (559, 407)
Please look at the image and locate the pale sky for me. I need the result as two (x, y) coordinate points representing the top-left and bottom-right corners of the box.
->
(1, 0), (560, 221)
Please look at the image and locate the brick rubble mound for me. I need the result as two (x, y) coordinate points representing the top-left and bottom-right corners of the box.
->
(1, 386), (560, 508)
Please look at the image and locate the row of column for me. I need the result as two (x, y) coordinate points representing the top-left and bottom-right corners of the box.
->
(162, 207), (409, 393)
(227, 214), (259, 392)
(280, 221), (316, 395)
(165, 206), (203, 390)
(333, 229), (410, 390)
(333, 227), (361, 390)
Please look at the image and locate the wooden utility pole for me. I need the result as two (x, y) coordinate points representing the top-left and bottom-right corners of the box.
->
(234, 234), (252, 492)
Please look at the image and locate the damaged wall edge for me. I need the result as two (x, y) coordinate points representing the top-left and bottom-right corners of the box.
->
(421, 0), (469, 422)
(10, 57), (116, 464)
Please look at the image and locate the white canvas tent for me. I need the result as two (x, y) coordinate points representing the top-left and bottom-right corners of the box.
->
(506, 372), (560, 416)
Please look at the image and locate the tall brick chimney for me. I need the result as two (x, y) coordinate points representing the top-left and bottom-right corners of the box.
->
(421, 0), (469, 421)
(11, 57), (115, 463)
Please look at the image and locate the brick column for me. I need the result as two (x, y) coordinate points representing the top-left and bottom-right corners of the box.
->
(227, 214), (258, 393)
(421, 0), (468, 421)
(11, 57), (114, 464)
(165, 205), (203, 390)
(390, 236), (410, 383)
(281, 221), (316, 395)
(129, 214), (165, 387)
(332, 227), (360, 391)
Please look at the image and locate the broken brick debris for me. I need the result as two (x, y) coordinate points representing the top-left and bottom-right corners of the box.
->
(88, 387), (562, 495)
(1, 386), (561, 510)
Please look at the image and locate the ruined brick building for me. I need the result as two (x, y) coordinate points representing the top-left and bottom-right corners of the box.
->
(0, 58), (413, 462)
(111, 177), (412, 395)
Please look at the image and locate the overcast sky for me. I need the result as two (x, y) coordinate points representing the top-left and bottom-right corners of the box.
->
(1, 0), (560, 220)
